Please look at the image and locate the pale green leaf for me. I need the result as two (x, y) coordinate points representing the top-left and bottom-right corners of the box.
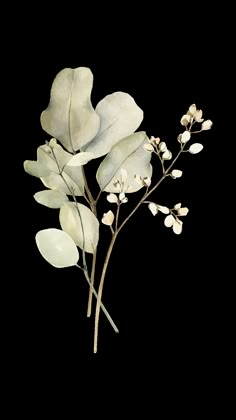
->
(23, 160), (50, 178)
(37, 144), (84, 196)
(35, 228), (79, 268)
(34, 190), (69, 208)
(84, 92), (143, 158)
(40, 67), (100, 152)
(59, 202), (99, 254)
(96, 132), (152, 193)
(67, 152), (94, 166)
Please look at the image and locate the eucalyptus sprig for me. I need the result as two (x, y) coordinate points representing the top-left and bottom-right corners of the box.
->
(24, 67), (212, 353)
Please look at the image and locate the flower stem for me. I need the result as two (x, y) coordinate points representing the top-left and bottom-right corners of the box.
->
(93, 145), (185, 352)
(93, 232), (118, 353)
(76, 264), (119, 333)
(117, 146), (184, 233)
(87, 247), (97, 317)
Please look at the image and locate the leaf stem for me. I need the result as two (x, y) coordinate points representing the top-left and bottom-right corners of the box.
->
(75, 264), (119, 333)
(115, 203), (121, 231)
(87, 247), (97, 317)
(94, 232), (118, 353)
(82, 166), (95, 205)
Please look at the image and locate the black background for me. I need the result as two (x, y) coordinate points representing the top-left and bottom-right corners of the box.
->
(9, 5), (230, 401)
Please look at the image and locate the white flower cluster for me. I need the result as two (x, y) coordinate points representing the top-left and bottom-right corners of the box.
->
(180, 104), (213, 130)
(134, 174), (151, 187)
(143, 136), (172, 160)
(178, 104), (213, 151)
(148, 202), (189, 235)
(102, 168), (129, 226)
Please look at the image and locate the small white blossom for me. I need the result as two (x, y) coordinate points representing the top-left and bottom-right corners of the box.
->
(172, 219), (183, 235)
(148, 202), (158, 216)
(162, 150), (172, 160)
(157, 205), (169, 214)
(102, 210), (114, 226)
(49, 138), (57, 147)
(164, 213), (183, 234)
(134, 175), (151, 187)
(180, 114), (191, 126)
(174, 203), (181, 210)
(159, 141), (167, 152)
(188, 104), (197, 116)
(164, 214), (175, 227)
(177, 207), (189, 216)
(142, 176), (151, 187)
(180, 131), (191, 144)
(171, 169), (183, 178)
(201, 120), (213, 130)
(119, 192), (128, 203)
(152, 136), (160, 145)
(113, 180), (121, 190)
(148, 203), (169, 216)
(189, 143), (203, 154)
(194, 109), (203, 122)
(107, 193), (118, 204)
(143, 143), (154, 152)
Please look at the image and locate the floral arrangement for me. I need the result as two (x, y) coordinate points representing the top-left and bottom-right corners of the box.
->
(24, 67), (213, 353)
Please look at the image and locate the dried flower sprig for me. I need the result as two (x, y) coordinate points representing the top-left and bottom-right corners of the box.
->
(24, 67), (212, 352)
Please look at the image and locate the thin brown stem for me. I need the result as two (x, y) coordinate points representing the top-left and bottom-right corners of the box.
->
(117, 146), (184, 234)
(87, 247), (97, 317)
(95, 190), (102, 204)
(82, 166), (95, 207)
(93, 145), (186, 352)
(115, 204), (121, 231)
(75, 265), (119, 332)
(94, 232), (118, 353)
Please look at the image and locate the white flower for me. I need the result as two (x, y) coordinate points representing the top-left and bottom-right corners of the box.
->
(180, 114), (191, 126)
(157, 205), (169, 214)
(201, 120), (213, 130)
(134, 175), (151, 187)
(102, 210), (115, 226)
(162, 150), (172, 160)
(164, 214), (183, 234)
(194, 109), (203, 122)
(119, 192), (128, 203)
(143, 143), (154, 152)
(148, 203), (169, 216)
(180, 131), (191, 144)
(49, 138), (57, 147)
(159, 142), (167, 152)
(174, 203), (181, 210)
(171, 169), (183, 179)
(150, 136), (161, 145)
(142, 176), (151, 187)
(172, 219), (183, 235)
(107, 193), (118, 204)
(164, 214), (175, 227)
(177, 207), (189, 216)
(188, 104), (197, 116)
(148, 202), (158, 216)
(189, 143), (203, 154)
(113, 180), (121, 190)
(120, 168), (128, 182)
